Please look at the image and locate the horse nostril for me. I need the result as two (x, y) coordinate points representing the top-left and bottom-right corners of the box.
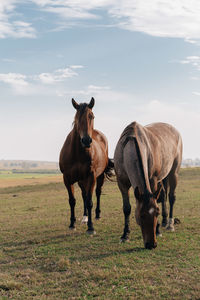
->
(81, 137), (86, 144)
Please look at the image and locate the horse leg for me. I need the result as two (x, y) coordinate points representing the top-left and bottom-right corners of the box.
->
(162, 179), (168, 227)
(118, 181), (131, 242)
(151, 178), (162, 236)
(95, 173), (104, 219)
(63, 175), (76, 229)
(160, 178), (168, 227)
(156, 222), (162, 237)
(166, 172), (178, 232)
(78, 182), (88, 224)
(84, 174), (96, 234)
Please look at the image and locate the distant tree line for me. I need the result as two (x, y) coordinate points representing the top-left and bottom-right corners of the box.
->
(182, 158), (200, 167)
(4, 162), (38, 168)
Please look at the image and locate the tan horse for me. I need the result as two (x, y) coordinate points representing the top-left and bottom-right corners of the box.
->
(114, 121), (182, 249)
(59, 98), (113, 234)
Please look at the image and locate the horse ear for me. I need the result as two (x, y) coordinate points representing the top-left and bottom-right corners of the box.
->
(88, 97), (95, 109)
(72, 98), (80, 110)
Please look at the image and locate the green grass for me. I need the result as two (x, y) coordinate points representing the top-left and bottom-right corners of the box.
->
(0, 168), (200, 299)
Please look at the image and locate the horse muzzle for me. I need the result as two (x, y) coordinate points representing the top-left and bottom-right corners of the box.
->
(81, 136), (92, 148)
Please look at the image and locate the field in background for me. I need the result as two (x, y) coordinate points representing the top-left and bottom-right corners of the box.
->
(0, 160), (59, 171)
(0, 168), (200, 299)
(0, 171), (62, 189)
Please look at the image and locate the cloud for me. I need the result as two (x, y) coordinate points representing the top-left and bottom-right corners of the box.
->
(57, 84), (133, 102)
(70, 65), (84, 69)
(192, 92), (200, 96)
(2, 58), (16, 62)
(37, 66), (82, 84)
(0, 72), (28, 86)
(0, 0), (36, 38)
(0, 65), (83, 94)
(1, 1), (200, 40)
(0, 72), (32, 94)
(109, 1), (200, 40)
(30, 0), (200, 41)
(180, 56), (200, 71)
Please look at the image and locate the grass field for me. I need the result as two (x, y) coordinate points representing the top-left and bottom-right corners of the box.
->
(0, 168), (200, 299)
(0, 171), (62, 188)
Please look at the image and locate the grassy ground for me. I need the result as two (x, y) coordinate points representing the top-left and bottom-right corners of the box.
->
(0, 168), (200, 299)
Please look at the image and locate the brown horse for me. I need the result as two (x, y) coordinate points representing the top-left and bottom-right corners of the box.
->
(59, 98), (113, 234)
(114, 121), (182, 249)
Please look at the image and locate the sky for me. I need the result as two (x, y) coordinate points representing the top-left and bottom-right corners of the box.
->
(0, 0), (200, 161)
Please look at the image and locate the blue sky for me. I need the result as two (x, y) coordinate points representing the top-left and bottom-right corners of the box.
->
(0, 0), (200, 161)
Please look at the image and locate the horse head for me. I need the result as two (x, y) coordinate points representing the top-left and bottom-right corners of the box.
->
(72, 97), (95, 148)
(135, 187), (161, 249)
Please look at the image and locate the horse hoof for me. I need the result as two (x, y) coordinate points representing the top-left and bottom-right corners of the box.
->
(166, 226), (175, 232)
(120, 237), (129, 243)
(165, 218), (175, 232)
(86, 230), (96, 236)
(69, 226), (76, 231)
(81, 216), (88, 224)
(95, 216), (101, 220)
(156, 233), (162, 237)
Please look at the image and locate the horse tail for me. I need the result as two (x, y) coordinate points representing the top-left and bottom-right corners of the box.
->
(104, 158), (115, 180)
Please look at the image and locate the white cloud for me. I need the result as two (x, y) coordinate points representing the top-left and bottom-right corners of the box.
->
(30, 0), (200, 41)
(0, 0), (36, 38)
(37, 66), (81, 84)
(0, 72), (28, 86)
(57, 84), (134, 103)
(1, 1), (200, 40)
(2, 58), (16, 62)
(70, 65), (84, 69)
(109, 0), (200, 40)
(0, 72), (32, 94)
(0, 65), (83, 94)
(192, 92), (200, 96)
(180, 56), (200, 69)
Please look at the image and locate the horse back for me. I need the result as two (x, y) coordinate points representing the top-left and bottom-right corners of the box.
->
(144, 122), (183, 179)
(114, 121), (182, 194)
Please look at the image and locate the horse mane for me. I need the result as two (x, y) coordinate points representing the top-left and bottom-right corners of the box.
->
(123, 122), (153, 202)
(73, 103), (88, 128)
(78, 103), (88, 115)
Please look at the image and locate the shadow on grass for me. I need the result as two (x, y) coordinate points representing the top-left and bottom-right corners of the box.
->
(1, 231), (145, 267)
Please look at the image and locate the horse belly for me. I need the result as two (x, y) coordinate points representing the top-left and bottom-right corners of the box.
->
(153, 155), (178, 183)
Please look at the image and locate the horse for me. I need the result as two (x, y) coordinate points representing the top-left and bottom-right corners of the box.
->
(59, 97), (113, 234)
(114, 121), (182, 249)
